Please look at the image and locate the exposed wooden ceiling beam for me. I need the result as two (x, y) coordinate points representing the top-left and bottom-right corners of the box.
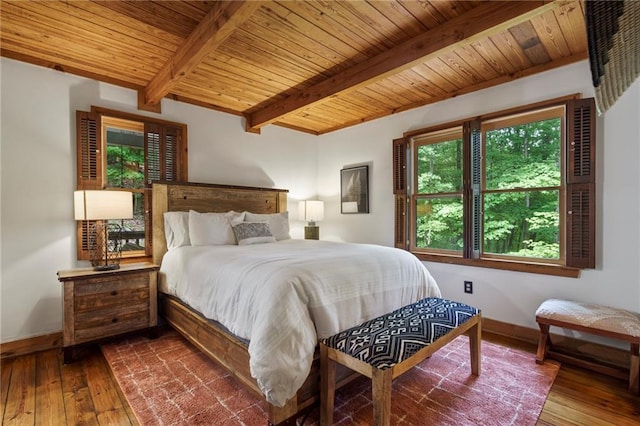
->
(139, 1), (260, 113)
(246, 0), (559, 132)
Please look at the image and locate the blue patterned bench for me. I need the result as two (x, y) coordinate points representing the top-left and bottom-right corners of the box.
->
(319, 298), (481, 426)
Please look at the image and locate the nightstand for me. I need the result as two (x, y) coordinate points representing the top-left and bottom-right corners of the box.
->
(57, 262), (159, 363)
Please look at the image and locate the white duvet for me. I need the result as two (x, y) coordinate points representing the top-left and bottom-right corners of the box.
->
(159, 239), (441, 406)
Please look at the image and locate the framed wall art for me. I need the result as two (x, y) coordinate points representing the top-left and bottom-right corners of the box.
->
(340, 165), (369, 214)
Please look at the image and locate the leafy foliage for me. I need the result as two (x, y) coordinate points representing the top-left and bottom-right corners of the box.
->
(415, 117), (561, 259)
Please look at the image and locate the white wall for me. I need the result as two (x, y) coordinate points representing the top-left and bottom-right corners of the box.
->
(2, 57), (639, 344)
(0, 58), (318, 342)
(317, 61), (640, 334)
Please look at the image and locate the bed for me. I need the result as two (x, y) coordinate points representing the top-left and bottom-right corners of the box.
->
(152, 182), (441, 425)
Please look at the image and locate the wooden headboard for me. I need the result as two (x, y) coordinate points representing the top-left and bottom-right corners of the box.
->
(152, 182), (289, 265)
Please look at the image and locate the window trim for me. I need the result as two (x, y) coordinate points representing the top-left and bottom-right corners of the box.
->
(394, 94), (594, 278)
(76, 106), (188, 262)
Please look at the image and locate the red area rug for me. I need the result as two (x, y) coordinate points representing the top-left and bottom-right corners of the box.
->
(101, 329), (559, 425)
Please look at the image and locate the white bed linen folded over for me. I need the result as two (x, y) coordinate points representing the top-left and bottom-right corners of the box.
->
(159, 239), (441, 407)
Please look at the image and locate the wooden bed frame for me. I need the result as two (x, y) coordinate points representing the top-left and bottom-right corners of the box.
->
(152, 182), (356, 425)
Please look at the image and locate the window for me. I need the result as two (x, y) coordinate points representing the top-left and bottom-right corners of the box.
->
(394, 97), (595, 277)
(76, 107), (188, 261)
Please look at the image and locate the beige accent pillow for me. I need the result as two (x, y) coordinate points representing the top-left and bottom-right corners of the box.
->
(188, 210), (245, 245)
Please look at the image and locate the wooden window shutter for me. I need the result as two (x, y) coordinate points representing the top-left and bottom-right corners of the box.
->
(76, 110), (104, 260)
(566, 98), (596, 268)
(393, 138), (408, 249)
(144, 123), (186, 255)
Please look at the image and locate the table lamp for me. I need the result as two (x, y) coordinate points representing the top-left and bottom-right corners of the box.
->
(74, 190), (133, 270)
(299, 200), (324, 240)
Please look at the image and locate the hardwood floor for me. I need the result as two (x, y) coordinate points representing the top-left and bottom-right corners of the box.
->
(1, 331), (639, 425)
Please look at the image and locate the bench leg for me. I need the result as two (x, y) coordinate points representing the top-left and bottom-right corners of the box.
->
(320, 344), (336, 426)
(629, 343), (639, 395)
(372, 367), (392, 426)
(536, 322), (551, 364)
(468, 320), (481, 376)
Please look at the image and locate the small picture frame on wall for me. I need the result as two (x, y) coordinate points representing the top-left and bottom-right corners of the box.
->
(341, 165), (369, 214)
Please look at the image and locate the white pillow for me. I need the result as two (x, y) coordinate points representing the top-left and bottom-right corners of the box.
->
(232, 222), (276, 245)
(244, 211), (290, 241)
(189, 210), (245, 246)
(163, 211), (190, 250)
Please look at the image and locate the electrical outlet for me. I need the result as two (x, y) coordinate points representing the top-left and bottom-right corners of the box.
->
(464, 280), (473, 294)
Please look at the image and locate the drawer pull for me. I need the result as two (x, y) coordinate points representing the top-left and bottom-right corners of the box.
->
(111, 318), (118, 323)
(111, 290), (118, 296)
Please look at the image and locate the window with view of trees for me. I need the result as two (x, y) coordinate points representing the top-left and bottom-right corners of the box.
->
(76, 107), (188, 261)
(394, 97), (595, 277)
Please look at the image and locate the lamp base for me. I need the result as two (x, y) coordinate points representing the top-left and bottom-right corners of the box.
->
(93, 264), (120, 271)
(89, 222), (123, 271)
(304, 225), (319, 240)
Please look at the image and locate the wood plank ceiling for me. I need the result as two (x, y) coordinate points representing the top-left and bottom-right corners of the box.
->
(0, 0), (588, 135)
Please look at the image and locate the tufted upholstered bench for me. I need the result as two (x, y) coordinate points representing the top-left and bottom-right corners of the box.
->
(535, 299), (640, 394)
(319, 298), (481, 426)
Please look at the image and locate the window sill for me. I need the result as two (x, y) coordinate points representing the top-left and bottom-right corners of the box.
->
(412, 252), (581, 278)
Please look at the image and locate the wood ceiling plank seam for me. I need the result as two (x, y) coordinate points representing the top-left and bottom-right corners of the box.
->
(469, 38), (519, 76)
(152, 0), (211, 23)
(397, 0), (451, 29)
(412, 61), (464, 94)
(488, 31), (535, 71)
(243, 7), (354, 74)
(60, 0), (185, 50)
(454, 44), (502, 81)
(171, 84), (257, 112)
(294, 0), (386, 58)
(363, 0), (429, 40)
(293, 107), (356, 126)
(552, 1), (587, 55)
(508, 20), (552, 66)
(310, 0), (399, 50)
(199, 54), (302, 92)
(424, 58), (469, 92)
(339, 0), (415, 46)
(194, 59), (294, 95)
(229, 26), (333, 80)
(374, 74), (436, 104)
(0, 23), (155, 85)
(342, 86), (403, 111)
(530, 10), (573, 60)
(382, 69), (444, 103)
(13, 1), (179, 62)
(90, 0), (197, 39)
(427, 54), (478, 87)
(283, 111), (339, 128)
(410, 64), (460, 97)
(218, 35), (329, 84)
(182, 68), (282, 102)
(177, 74), (282, 104)
(267, 1), (368, 66)
(397, 69), (447, 99)
(247, 0), (562, 131)
(313, 96), (381, 118)
(431, 0), (479, 21)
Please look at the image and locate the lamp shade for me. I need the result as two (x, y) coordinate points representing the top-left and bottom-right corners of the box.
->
(74, 190), (133, 220)
(299, 200), (324, 222)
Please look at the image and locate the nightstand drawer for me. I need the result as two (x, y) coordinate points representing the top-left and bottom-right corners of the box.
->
(74, 274), (149, 311)
(74, 302), (150, 343)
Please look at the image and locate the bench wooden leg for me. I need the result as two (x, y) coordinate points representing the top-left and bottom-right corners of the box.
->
(468, 320), (481, 376)
(629, 343), (639, 395)
(372, 367), (392, 426)
(320, 344), (336, 426)
(536, 322), (551, 364)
